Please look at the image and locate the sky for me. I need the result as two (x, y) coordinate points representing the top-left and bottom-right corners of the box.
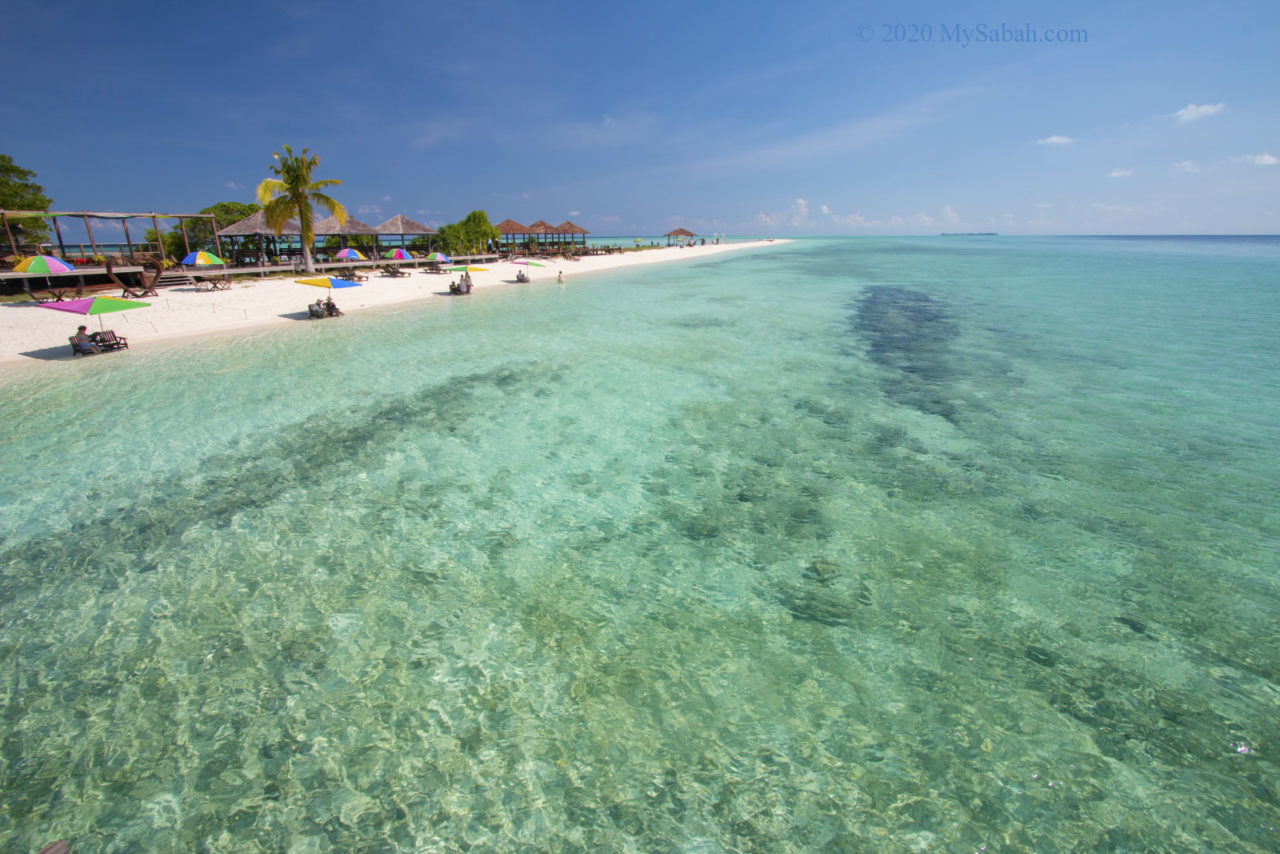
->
(3, 0), (1278, 237)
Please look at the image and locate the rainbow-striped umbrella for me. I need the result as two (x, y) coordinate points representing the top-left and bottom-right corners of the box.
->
(382, 248), (412, 260)
(181, 251), (225, 266)
(15, 255), (75, 274)
(512, 259), (545, 267)
(335, 248), (367, 261)
(424, 252), (450, 263)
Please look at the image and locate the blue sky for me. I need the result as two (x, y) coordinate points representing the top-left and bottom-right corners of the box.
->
(4, 0), (1278, 236)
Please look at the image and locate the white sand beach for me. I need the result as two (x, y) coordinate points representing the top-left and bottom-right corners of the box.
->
(0, 240), (781, 370)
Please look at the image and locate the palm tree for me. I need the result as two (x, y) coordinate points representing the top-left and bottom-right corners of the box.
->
(256, 145), (345, 273)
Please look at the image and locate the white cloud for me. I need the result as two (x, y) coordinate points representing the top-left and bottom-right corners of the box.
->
(912, 212), (935, 227)
(1233, 153), (1278, 166)
(790, 198), (809, 227)
(356, 204), (382, 216)
(1172, 103), (1224, 123)
(1036, 135), (1074, 145)
(941, 205), (960, 225)
(569, 210), (581, 216)
(819, 204), (832, 215)
(225, 180), (245, 190)
(1109, 169), (1134, 177)
(754, 198), (811, 229)
(1174, 160), (1200, 173)
(1092, 202), (1145, 214)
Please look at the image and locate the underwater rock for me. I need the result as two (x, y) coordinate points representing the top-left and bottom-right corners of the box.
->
(1024, 645), (1059, 667)
(851, 286), (960, 421)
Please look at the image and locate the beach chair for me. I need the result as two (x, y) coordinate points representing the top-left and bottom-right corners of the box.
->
(96, 330), (128, 351)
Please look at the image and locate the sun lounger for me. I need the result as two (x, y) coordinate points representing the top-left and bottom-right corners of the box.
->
(96, 330), (128, 351)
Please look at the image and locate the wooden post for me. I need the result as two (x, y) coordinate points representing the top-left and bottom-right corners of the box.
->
(210, 214), (223, 258)
(151, 214), (164, 260)
(122, 218), (132, 256)
(82, 213), (99, 256)
(53, 216), (68, 257)
(1, 212), (16, 256)
(179, 218), (190, 255)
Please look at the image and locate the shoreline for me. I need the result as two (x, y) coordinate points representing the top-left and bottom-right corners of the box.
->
(0, 240), (784, 374)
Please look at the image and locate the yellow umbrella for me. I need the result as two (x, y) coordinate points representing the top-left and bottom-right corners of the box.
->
(296, 277), (362, 289)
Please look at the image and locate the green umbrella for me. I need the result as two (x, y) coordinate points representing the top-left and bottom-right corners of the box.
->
(40, 295), (150, 331)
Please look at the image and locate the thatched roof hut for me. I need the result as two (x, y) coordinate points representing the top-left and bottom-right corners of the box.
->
(556, 220), (590, 235)
(526, 219), (558, 235)
(665, 227), (696, 245)
(494, 218), (528, 234)
(374, 214), (436, 236)
(313, 215), (378, 236)
(218, 210), (300, 236)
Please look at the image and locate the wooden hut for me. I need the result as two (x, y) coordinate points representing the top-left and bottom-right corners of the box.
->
(375, 214), (436, 253)
(313, 215), (379, 255)
(218, 210), (301, 264)
(494, 218), (529, 253)
(556, 220), (590, 253)
(665, 227), (696, 246)
(525, 220), (558, 252)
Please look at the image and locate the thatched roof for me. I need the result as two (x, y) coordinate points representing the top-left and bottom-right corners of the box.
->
(557, 220), (590, 235)
(218, 210), (300, 236)
(526, 219), (558, 234)
(665, 227), (696, 237)
(375, 214), (436, 235)
(494, 218), (529, 233)
(313, 215), (378, 235)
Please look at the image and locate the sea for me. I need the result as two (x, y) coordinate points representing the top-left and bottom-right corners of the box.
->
(0, 236), (1277, 852)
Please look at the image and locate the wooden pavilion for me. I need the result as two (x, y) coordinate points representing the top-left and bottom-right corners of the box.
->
(494, 219), (529, 253)
(313, 215), (379, 255)
(665, 227), (696, 245)
(375, 214), (436, 253)
(217, 210), (301, 264)
(556, 220), (590, 252)
(1, 208), (220, 261)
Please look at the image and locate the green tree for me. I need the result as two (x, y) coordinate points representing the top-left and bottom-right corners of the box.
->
(0, 154), (53, 255)
(256, 145), (345, 273)
(436, 210), (499, 257)
(144, 201), (261, 261)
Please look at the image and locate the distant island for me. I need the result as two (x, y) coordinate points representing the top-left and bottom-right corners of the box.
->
(940, 232), (998, 236)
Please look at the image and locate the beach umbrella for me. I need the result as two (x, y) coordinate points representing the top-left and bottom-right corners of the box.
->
(424, 252), (450, 263)
(40, 295), (149, 331)
(382, 248), (412, 260)
(335, 248), (367, 261)
(511, 259), (545, 267)
(16, 255), (75, 274)
(444, 265), (487, 273)
(296, 277), (362, 290)
(15, 254), (77, 290)
(180, 251), (225, 266)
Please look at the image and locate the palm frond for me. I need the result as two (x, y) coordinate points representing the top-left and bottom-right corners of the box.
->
(311, 194), (347, 224)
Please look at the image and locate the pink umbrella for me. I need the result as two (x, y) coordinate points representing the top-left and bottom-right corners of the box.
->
(41, 295), (150, 331)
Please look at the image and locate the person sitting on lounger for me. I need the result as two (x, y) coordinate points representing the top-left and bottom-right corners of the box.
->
(309, 300), (326, 318)
(324, 297), (342, 316)
(72, 325), (102, 354)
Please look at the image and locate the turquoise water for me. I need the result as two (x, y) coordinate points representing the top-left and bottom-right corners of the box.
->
(1, 236), (1278, 851)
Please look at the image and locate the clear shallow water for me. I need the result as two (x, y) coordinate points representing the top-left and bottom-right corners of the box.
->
(1, 236), (1278, 851)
